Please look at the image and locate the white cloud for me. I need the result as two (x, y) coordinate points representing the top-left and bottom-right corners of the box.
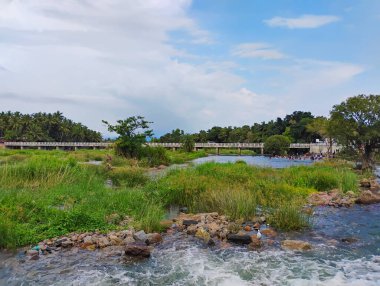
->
(232, 43), (285, 59)
(264, 14), (340, 29)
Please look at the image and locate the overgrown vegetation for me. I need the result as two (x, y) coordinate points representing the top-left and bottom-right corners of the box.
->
(0, 149), (359, 248)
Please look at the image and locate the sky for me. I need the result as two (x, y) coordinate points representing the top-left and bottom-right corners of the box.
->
(0, 0), (379, 137)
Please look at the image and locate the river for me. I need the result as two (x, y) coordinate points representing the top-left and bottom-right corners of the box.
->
(1, 157), (379, 286)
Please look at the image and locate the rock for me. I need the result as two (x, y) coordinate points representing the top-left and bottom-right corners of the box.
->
(55, 237), (70, 247)
(253, 222), (260, 230)
(346, 191), (356, 198)
(179, 207), (188, 213)
(146, 233), (163, 245)
(109, 235), (123, 246)
(61, 239), (74, 248)
(207, 222), (220, 236)
(207, 238), (216, 246)
(341, 237), (358, 243)
(261, 228), (277, 238)
(97, 237), (111, 248)
(195, 227), (211, 243)
(183, 220), (199, 226)
(281, 240), (312, 251)
(86, 244), (96, 251)
(248, 238), (262, 250)
(123, 236), (135, 245)
(227, 234), (252, 244)
(158, 165), (166, 170)
(218, 228), (229, 239)
(356, 190), (380, 204)
(159, 220), (173, 229)
(259, 216), (266, 223)
(360, 179), (371, 188)
(244, 225), (252, 232)
(133, 230), (148, 242)
(370, 180), (380, 192)
(83, 236), (94, 245)
(186, 224), (198, 235)
(26, 249), (39, 256)
(125, 242), (151, 258)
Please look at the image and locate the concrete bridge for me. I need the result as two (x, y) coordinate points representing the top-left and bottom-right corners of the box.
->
(2, 141), (339, 154)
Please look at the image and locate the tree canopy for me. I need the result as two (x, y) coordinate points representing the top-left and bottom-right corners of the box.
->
(330, 94), (380, 170)
(102, 116), (153, 158)
(0, 111), (101, 142)
(264, 135), (291, 156)
(157, 111), (320, 144)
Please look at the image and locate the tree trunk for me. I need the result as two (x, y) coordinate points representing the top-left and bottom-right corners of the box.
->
(362, 144), (374, 171)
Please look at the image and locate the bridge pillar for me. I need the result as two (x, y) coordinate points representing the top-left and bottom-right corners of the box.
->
(216, 147), (220, 155)
(74, 147), (78, 151)
(56, 146), (60, 150)
(20, 146), (24, 150)
(261, 147), (264, 155)
(93, 146), (96, 150)
(238, 147), (241, 156)
(193, 147), (198, 152)
(172, 147), (176, 151)
(38, 146), (41, 150)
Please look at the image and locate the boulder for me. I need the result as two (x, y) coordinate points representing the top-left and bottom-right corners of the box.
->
(109, 235), (123, 246)
(281, 240), (312, 251)
(195, 227), (211, 243)
(207, 222), (220, 236)
(261, 228), (277, 238)
(244, 225), (252, 232)
(133, 230), (148, 242)
(125, 242), (151, 258)
(146, 233), (163, 245)
(356, 190), (380, 204)
(179, 207), (188, 213)
(183, 220), (199, 226)
(123, 236), (135, 245)
(186, 224), (198, 235)
(227, 234), (252, 244)
(97, 237), (111, 248)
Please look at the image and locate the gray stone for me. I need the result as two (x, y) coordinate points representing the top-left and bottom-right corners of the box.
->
(133, 230), (148, 242)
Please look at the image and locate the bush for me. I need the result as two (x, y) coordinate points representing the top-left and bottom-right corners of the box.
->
(264, 135), (291, 156)
(139, 146), (170, 167)
(181, 134), (195, 152)
(108, 167), (148, 187)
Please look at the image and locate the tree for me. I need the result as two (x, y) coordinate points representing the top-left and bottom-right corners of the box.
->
(102, 116), (153, 158)
(306, 116), (334, 155)
(330, 94), (380, 170)
(181, 134), (195, 152)
(264, 135), (291, 156)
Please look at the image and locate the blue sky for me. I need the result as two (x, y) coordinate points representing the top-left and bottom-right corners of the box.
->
(0, 0), (379, 136)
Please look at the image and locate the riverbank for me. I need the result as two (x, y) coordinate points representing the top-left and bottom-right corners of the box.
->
(0, 148), (363, 249)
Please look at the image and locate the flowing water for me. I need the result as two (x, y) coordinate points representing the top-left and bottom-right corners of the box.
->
(1, 158), (379, 286)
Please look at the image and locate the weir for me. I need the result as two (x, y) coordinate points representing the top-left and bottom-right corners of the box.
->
(3, 142), (340, 153)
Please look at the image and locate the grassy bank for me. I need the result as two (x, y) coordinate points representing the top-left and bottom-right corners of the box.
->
(0, 149), (359, 248)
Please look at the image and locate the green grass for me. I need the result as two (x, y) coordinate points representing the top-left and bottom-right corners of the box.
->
(0, 149), (359, 248)
(150, 161), (358, 230)
(166, 149), (208, 164)
(206, 148), (256, 156)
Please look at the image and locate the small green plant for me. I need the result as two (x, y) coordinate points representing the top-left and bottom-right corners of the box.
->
(181, 134), (195, 153)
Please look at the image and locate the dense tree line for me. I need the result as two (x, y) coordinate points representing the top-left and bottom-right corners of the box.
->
(158, 111), (321, 143)
(0, 111), (102, 142)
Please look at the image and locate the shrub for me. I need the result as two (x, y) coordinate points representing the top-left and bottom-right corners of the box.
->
(108, 167), (148, 187)
(264, 135), (291, 155)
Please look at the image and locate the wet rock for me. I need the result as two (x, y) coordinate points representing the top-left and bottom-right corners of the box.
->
(259, 216), (266, 224)
(261, 228), (277, 238)
(281, 240), (312, 251)
(195, 227), (211, 243)
(97, 237), (111, 248)
(133, 230), (148, 242)
(248, 238), (262, 250)
(183, 219), (199, 226)
(61, 239), (74, 248)
(253, 222), (261, 230)
(356, 190), (380, 204)
(179, 207), (188, 213)
(125, 242), (151, 258)
(123, 236), (135, 245)
(109, 235), (123, 246)
(227, 234), (252, 244)
(146, 233), (163, 245)
(186, 224), (198, 235)
(26, 249), (39, 259)
(341, 237), (358, 243)
(244, 225), (251, 232)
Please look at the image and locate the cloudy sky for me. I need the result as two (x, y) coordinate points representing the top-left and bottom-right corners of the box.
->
(0, 0), (379, 137)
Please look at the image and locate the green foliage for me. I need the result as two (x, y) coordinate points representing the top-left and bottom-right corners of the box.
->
(103, 116), (153, 158)
(264, 135), (291, 155)
(181, 134), (195, 152)
(330, 94), (380, 170)
(107, 167), (148, 187)
(139, 146), (170, 167)
(0, 111), (101, 142)
(159, 111), (319, 144)
(166, 149), (208, 164)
